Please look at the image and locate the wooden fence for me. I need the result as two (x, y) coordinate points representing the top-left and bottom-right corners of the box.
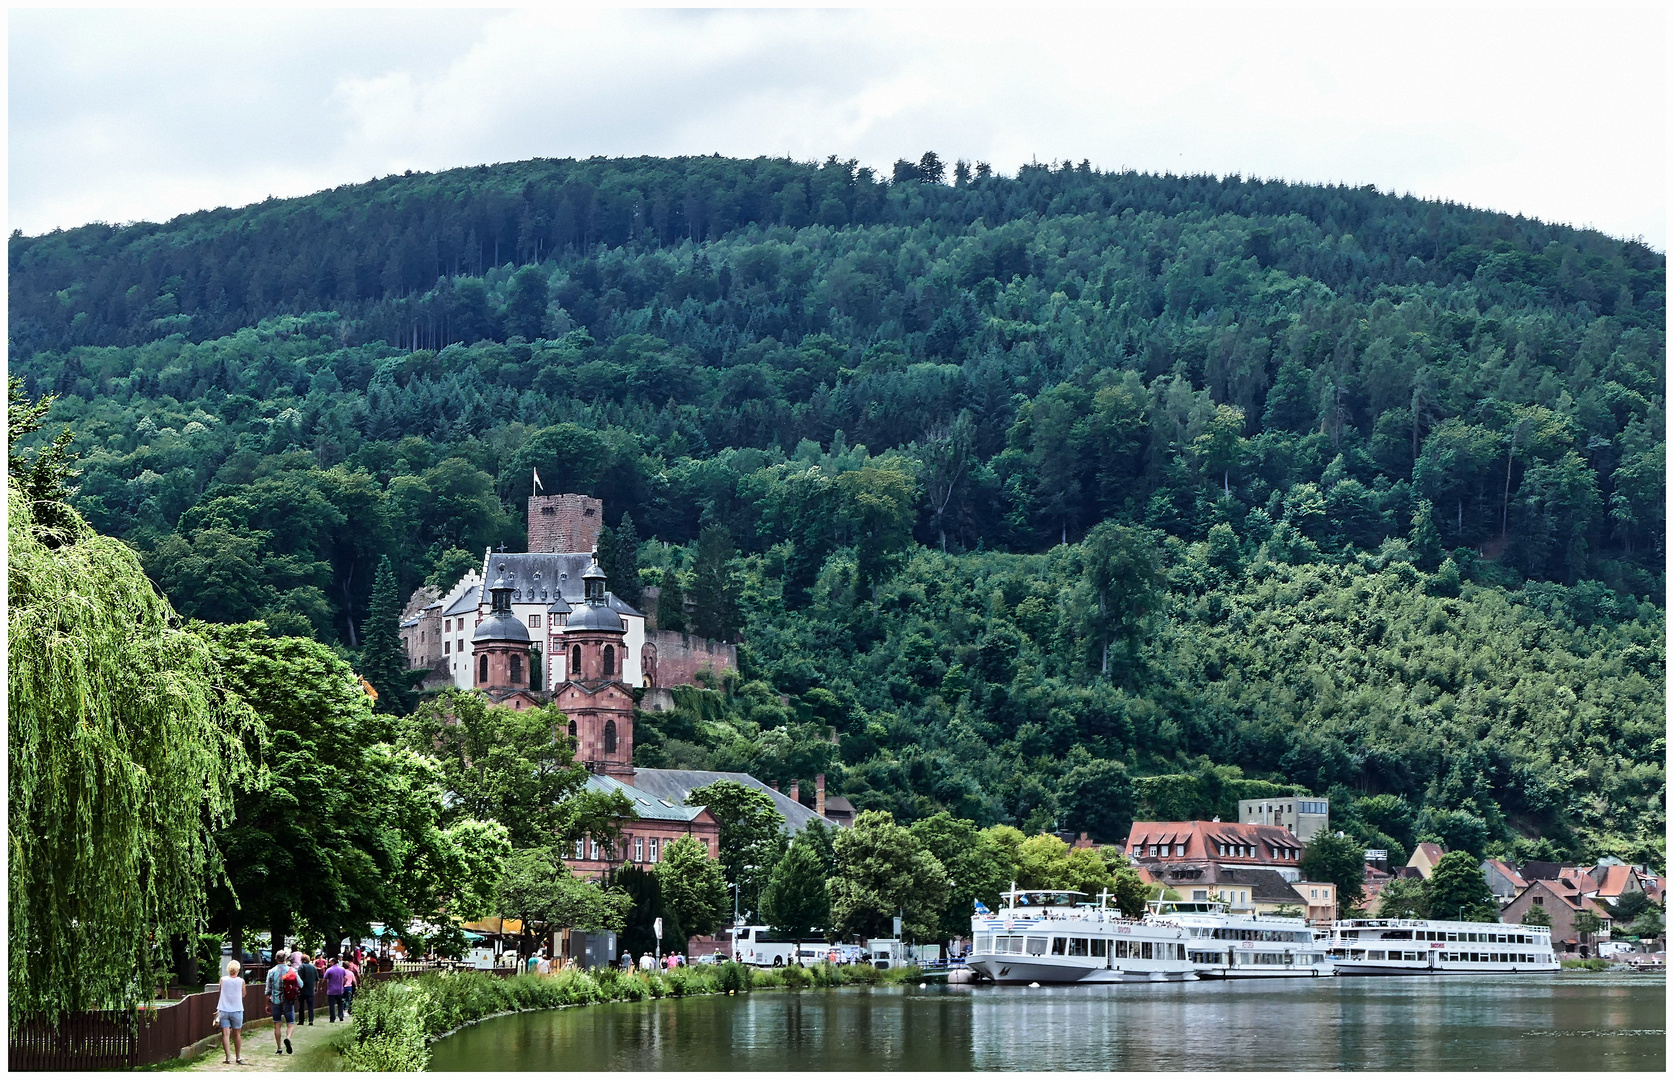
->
(9, 962), (523, 1070)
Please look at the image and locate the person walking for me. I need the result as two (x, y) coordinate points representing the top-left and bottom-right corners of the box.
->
(638, 952), (654, 972)
(324, 956), (348, 1023)
(536, 952), (552, 976)
(217, 960), (247, 1065)
(296, 949), (319, 1026)
(264, 958), (298, 1055)
(620, 950), (633, 971)
(342, 957), (358, 1016)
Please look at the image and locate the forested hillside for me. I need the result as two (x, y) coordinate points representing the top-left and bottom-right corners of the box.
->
(10, 153), (1664, 867)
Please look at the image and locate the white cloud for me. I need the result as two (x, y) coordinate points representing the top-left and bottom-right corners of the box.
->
(8, 4), (1665, 246)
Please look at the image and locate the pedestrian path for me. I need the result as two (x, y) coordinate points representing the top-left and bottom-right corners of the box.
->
(182, 1012), (354, 1072)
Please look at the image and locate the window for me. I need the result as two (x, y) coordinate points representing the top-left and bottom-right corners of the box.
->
(1024, 937), (1048, 956)
(567, 720), (577, 739)
(510, 653), (522, 684)
(478, 655), (489, 684)
(1050, 937), (1066, 955)
(530, 614), (542, 628)
(648, 838), (659, 862)
(1091, 939), (1107, 957)
(457, 638), (463, 652)
(603, 719), (617, 754)
(571, 644), (582, 675)
(574, 839), (585, 859)
(635, 838), (644, 861)
(1175, 844), (1185, 856)
(445, 619), (451, 631)
(1131, 845), (1141, 856)
(1141, 942), (1153, 959)
(603, 644), (616, 677)
(974, 934), (992, 953)
(589, 839), (600, 860)
(444, 641), (450, 654)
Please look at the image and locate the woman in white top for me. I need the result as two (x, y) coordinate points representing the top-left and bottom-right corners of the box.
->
(217, 960), (247, 1065)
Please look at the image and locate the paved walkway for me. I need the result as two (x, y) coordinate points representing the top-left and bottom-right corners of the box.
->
(185, 1011), (354, 1072)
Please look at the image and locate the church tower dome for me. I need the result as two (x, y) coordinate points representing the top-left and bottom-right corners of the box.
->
(556, 552), (633, 776)
(472, 563), (533, 697)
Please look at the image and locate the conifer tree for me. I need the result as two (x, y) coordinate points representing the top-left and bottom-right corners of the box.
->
(360, 555), (410, 714)
(690, 525), (740, 641)
(656, 569), (687, 633)
(609, 513), (643, 609)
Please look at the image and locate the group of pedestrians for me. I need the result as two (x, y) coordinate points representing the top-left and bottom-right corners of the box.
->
(621, 951), (688, 972)
(524, 950), (579, 975)
(214, 949), (367, 1064)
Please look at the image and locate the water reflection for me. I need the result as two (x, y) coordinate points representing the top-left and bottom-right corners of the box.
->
(427, 974), (1663, 1071)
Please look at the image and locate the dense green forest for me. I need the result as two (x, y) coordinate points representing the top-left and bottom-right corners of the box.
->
(10, 153), (1664, 868)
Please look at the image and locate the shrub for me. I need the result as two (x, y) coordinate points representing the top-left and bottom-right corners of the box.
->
(344, 980), (431, 1072)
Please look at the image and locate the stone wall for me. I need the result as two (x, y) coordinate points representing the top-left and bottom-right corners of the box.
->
(527, 493), (604, 553)
(643, 629), (737, 689)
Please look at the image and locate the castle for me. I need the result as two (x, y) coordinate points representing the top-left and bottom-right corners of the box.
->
(399, 493), (739, 774)
(399, 494), (847, 902)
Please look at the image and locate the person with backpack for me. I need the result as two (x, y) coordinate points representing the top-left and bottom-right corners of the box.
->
(265, 958), (300, 1055)
(296, 949), (319, 1025)
(324, 956), (348, 1022)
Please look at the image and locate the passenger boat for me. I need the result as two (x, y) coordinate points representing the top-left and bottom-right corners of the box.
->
(1328, 918), (1560, 974)
(966, 886), (1198, 984)
(1145, 900), (1334, 979)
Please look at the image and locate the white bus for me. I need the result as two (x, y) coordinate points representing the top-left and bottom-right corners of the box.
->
(732, 925), (835, 967)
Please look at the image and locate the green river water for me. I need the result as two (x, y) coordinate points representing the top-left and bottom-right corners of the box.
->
(426, 972), (1663, 1071)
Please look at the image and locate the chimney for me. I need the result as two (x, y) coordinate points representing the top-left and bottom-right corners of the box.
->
(789, 781), (800, 804)
(816, 774), (826, 817)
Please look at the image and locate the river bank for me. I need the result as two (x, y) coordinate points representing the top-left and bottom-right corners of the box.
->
(338, 962), (921, 1070)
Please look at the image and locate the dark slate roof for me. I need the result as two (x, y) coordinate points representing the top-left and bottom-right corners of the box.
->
(1214, 866), (1304, 905)
(478, 552), (644, 616)
(628, 769), (835, 834)
(587, 774), (709, 823)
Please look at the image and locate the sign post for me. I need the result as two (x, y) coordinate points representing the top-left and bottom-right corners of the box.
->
(655, 917), (664, 961)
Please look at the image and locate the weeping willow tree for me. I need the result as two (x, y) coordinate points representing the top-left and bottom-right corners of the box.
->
(8, 443), (257, 1023)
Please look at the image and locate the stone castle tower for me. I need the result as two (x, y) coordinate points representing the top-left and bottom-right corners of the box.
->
(528, 493), (603, 554)
(556, 556), (635, 778)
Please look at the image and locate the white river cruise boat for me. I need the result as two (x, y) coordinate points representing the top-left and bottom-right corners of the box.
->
(1328, 918), (1560, 974)
(966, 886), (1197, 984)
(1144, 900), (1334, 979)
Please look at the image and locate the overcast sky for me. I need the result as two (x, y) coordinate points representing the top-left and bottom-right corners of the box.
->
(9, 3), (1667, 247)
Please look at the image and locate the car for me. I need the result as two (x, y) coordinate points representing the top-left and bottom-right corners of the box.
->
(694, 952), (729, 965)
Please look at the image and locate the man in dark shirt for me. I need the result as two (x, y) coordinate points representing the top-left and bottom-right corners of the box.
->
(296, 952), (319, 1025)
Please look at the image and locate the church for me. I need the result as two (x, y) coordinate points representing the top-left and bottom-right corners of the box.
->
(399, 493), (845, 887)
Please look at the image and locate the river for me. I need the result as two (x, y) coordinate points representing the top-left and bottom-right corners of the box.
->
(427, 972), (1663, 1071)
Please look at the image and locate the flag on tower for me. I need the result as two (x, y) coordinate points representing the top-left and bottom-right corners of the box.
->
(533, 467), (544, 495)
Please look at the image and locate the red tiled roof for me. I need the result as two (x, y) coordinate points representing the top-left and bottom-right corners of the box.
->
(1482, 858), (1527, 889)
(1594, 864), (1638, 898)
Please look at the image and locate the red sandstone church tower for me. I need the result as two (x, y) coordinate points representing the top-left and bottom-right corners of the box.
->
(471, 566), (541, 709)
(556, 556), (635, 778)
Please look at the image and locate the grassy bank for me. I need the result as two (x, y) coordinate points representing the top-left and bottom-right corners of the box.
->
(1559, 958), (1615, 972)
(343, 963), (921, 1070)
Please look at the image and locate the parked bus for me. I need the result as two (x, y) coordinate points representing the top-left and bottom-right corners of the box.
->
(732, 926), (839, 967)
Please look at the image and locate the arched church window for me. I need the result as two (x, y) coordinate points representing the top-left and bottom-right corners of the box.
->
(478, 655), (489, 684)
(510, 653), (522, 685)
(571, 644), (582, 677)
(603, 644), (616, 677)
(603, 718), (617, 754)
(567, 720), (577, 740)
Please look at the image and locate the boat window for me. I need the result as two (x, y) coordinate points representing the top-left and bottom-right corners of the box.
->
(1069, 938), (1089, 957)
(1091, 939), (1107, 957)
(1025, 937), (1048, 956)
(974, 934), (992, 953)
(1141, 942), (1153, 960)
(1050, 937), (1066, 956)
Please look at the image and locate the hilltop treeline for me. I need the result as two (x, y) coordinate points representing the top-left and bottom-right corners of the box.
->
(9, 154), (1664, 866)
